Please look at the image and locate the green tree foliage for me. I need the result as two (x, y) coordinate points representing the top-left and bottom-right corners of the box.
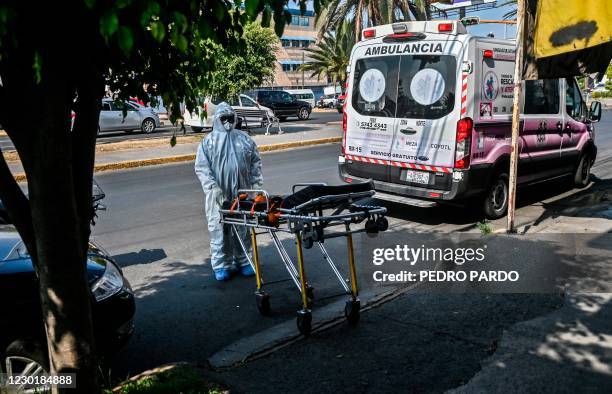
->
(316, 0), (431, 42)
(205, 23), (279, 101)
(300, 21), (355, 90)
(0, 1), (319, 392)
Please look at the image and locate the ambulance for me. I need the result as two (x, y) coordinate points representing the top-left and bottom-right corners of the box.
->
(339, 21), (602, 219)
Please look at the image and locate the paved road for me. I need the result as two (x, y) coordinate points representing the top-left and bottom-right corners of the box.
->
(94, 110), (611, 379)
(0, 111), (341, 150)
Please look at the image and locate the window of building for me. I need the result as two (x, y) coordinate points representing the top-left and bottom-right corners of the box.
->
(291, 15), (299, 25)
(301, 40), (310, 48)
(281, 39), (290, 47)
(300, 17), (309, 26)
(291, 40), (300, 47)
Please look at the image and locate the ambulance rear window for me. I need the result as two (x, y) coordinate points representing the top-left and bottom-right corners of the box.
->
(397, 55), (456, 119)
(351, 56), (399, 117)
(352, 55), (456, 120)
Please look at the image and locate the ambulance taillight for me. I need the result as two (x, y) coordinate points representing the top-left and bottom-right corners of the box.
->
(454, 118), (473, 169)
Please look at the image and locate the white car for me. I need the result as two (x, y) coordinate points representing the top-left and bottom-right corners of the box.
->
(183, 94), (274, 132)
(285, 89), (316, 108)
(99, 99), (161, 134)
(319, 94), (339, 108)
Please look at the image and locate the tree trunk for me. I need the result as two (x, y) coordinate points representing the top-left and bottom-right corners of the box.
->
(0, 42), (101, 393)
(355, 1), (364, 43)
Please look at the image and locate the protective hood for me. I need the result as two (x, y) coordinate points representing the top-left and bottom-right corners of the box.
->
(212, 102), (237, 133)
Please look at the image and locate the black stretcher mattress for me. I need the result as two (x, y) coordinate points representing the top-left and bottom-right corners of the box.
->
(281, 181), (374, 210)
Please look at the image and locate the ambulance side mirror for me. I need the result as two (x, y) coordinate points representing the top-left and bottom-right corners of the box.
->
(589, 101), (602, 123)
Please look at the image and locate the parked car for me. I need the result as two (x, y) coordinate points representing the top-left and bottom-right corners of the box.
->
(339, 20), (602, 219)
(251, 90), (312, 121)
(285, 89), (316, 108)
(183, 94), (274, 132)
(99, 99), (161, 134)
(320, 93), (339, 108)
(0, 184), (135, 386)
(336, 93), (347, 113)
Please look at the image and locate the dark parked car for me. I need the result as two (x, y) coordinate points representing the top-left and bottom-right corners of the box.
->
(0, 186), (135, 387)
(252, 90), (311, 121)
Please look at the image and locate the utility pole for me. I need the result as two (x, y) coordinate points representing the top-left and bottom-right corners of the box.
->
(302, 51), (305, 89)
(506, 0), (526, 233)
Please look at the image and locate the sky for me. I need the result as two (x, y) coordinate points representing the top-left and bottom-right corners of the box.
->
(463, 2), (518, 39)
(286, 0), (518, 40)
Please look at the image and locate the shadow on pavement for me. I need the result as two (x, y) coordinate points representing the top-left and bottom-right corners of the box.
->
(529, 176), (612, 228)
(206, 233), (611, 393)
(370, 175), (609, 232)
(113, 248), (168, 267)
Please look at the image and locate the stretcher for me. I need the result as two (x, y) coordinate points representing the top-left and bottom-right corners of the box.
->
(219, 180), (388, 336)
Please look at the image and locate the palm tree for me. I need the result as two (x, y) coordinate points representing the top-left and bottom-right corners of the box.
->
(316, 0), (431, 42)
(300, 21), (355, 93)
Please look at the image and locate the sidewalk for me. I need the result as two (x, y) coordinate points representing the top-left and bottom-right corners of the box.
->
(203, 202), (611, 393)
(8, 125), (342, 176)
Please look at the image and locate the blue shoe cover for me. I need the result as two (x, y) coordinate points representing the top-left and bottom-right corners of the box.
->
(214, 269), (231, 281)
(240, 264), (255, 277)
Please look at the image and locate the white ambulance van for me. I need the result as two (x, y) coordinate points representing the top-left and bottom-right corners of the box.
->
(339, 21), (601, 219)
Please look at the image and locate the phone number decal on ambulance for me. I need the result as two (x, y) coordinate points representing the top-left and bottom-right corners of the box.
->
(357, 120), (389, 131)
(364, 43), (444, 56)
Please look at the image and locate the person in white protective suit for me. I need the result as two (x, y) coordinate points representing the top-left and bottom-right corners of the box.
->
(195, 102), (263, 281)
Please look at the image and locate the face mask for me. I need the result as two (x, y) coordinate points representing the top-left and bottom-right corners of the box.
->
(223, 121), (233, 131)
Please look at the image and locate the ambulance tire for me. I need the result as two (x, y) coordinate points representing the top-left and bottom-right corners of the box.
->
(483, 172), (509, 220)
(573, 154), (592, 188)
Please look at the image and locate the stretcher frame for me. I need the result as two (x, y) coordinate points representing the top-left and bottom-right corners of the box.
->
(219, 183), (388, 335)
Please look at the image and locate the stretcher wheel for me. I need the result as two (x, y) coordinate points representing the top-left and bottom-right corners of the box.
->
(345, 299), (361, 325)
(306, 285), (315, 307)
(303, 235), (314, 249)
(255, 291), (271, 316)
(365, 219), (378, 237)
(376, 216), (389, 232)
(297, 310), (312, 336)
(313, 226), (324, 242)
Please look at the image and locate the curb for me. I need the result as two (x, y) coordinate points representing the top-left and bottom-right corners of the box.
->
(13, 137), (341, 182)
(207, 263), (438, 370)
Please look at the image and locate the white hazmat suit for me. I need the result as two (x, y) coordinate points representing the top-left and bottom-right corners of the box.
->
(195, 102), (263, 272)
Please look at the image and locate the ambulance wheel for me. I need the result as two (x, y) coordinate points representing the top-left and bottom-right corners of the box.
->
(255, 291), (271, 316)
(297, 310), (312, 336)
(376, 216), (389, 231)
(483, 172), (508, 220)
(573, 154), (592, 188)
(345, 299), (361, 325)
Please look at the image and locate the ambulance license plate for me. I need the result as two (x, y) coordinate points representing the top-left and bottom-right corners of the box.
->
(401, 170), (430, 184)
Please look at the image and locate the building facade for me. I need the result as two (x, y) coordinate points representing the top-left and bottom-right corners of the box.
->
(267, 8), (329, 100)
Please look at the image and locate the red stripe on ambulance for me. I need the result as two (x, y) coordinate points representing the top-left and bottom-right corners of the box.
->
(345, 154), (452, 174)
(460, 73), (468, 117)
